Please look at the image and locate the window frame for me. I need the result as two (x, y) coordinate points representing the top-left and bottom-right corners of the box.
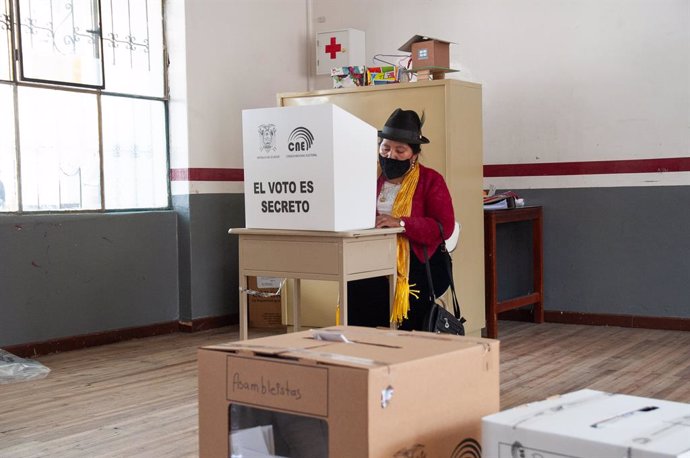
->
(1, 0), (15, 81)
(0, 0), (170, 215)
(15, 0), (107, 89)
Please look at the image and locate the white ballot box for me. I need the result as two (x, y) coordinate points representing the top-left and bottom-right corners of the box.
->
(482, 389), (690, 458)
(242, 104), (377, 231)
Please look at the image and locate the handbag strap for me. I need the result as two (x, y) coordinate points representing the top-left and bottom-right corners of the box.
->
(423, 245), (437, 301)
(423, 221), (464, 321)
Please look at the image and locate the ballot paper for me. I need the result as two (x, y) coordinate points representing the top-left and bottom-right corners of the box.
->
(230, 425), (288, 458)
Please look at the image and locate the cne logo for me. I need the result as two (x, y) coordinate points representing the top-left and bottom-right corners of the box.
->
(287, 127), (314, 152)
(451, 438), (481, 458)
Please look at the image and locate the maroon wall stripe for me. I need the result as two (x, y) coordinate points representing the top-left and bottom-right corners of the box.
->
(170, 168), (244, 181)
(171, 158), (690, 182)
(484, 157), (690, 177)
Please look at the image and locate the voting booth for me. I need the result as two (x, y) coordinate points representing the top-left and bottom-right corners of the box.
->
(242, 104), (377, 231)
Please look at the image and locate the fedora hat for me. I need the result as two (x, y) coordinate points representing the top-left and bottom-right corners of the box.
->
(378, 108), (430, 145)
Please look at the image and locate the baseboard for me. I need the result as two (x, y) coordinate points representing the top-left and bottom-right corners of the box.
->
(500, 308), (690, 332)
(178, 314), (238, 332)
(8, 310), (687, 359)
(544, 311), (690, 331)
(4, 314), (239, 358)
(498, 309), (534, 322)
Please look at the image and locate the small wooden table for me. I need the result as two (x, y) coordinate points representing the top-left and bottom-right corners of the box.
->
(229, 227), (403, 340)
(484, 206), (544, 338)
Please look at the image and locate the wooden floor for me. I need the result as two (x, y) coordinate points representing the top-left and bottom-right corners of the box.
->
(2, 321), (690, 457)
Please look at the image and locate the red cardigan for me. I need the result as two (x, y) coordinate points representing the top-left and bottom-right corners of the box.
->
(377, 164), (455, 262)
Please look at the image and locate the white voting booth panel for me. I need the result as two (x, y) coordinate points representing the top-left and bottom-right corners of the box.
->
(482, 389), (690, 458)
(242, 104), (377, 231)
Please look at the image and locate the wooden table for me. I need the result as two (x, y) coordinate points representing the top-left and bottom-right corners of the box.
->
(229, 227), (403, 340)
(484, 206), (544, 338)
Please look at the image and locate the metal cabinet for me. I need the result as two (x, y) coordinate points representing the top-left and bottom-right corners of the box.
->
(277, 79), (485, 335)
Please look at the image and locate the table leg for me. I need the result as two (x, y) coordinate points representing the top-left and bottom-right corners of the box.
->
(292, 278), (301, 332)
(239, 273), (248, 340)
(388, 274), (397, 329)
(533, 212), (545, 324)
(484, 215), (499, 339)
(339, 278), (348, 326)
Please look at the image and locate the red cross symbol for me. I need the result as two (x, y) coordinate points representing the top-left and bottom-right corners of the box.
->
(325, 37), (342, 59)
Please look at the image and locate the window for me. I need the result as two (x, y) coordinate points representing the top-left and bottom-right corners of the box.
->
(1, 0), (167, 213)
(0, 85), (16, 211)
(102, 96), (167, 209)
(18, 87), (100, 210)
(17, 0), (105, 88)
(1, 2), (11, 80)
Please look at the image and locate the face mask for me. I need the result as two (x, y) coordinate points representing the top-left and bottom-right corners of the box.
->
(379, 155), (412, 180)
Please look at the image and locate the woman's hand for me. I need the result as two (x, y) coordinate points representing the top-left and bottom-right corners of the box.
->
(376, 214), (402, 229)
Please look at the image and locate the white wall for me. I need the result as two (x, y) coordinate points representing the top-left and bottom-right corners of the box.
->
(166, 0), (189, 172)
(161, 1), (690, 323)
(168, 0), (310, 194)
(170, 0), (689, 191)
(311, 0), (690, 187)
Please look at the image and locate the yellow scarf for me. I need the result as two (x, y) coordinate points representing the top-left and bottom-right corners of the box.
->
(389, 163), (420, 324)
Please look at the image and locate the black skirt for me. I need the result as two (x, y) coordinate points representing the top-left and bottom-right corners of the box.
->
(347, 245), (451, 331)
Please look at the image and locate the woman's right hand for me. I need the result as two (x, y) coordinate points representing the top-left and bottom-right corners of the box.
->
(376, 214), (402, 229)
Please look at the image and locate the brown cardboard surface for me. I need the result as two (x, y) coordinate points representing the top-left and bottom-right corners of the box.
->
(248, 301), (283, 329)
(411, 39), (450, 69)
(198, 349), (232, 458)
(398, 34), (453, 53)
(226, 355), (329, 417)
(207, 327), (490, 369)
(198, 326), (499, 457)
(247, 276), (284, 329)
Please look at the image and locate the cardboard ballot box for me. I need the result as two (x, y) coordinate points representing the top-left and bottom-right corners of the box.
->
(198, 326), (499, 457)
(482, 389), (690, 458)
(242, 104), (377, 231)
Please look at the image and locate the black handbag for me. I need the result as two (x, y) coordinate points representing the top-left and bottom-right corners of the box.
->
(423, 222), (466, 336)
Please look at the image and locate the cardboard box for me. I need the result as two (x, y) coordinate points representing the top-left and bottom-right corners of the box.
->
(247, 276), (284, 330)
(199, 326), (499, 457)
(398, 35), (453, 70)
(482, 389), (690, 458)
(411, 40), (450, 69)
(366, 66), (399, 85)
(242, 104), (377, 231)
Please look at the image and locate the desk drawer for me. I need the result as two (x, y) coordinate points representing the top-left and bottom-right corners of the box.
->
(344, 238), (396, 274)
(240, 239), (340, 274)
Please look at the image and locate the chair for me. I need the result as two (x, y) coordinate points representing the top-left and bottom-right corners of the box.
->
(446, 221), (461, 253)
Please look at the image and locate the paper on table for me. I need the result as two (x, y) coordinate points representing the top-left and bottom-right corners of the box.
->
(312, 330), (351, 343)
(483, 200), (509, 210)
(483, 198), (525, 210)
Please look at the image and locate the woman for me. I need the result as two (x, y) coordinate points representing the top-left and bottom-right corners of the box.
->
(348, 108), (455, 331)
